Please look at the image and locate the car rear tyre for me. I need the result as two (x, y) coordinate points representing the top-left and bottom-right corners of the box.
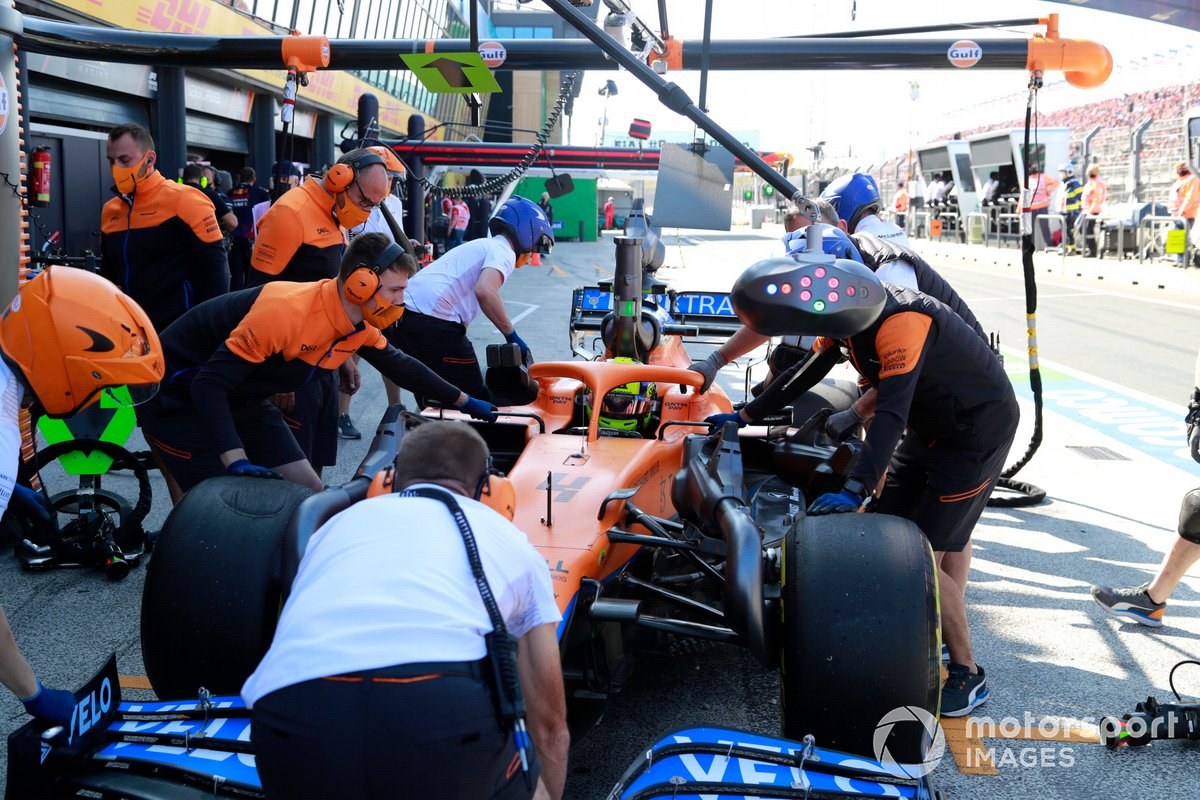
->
(780, 511), (940, 764)
(141, 477), (313, 697)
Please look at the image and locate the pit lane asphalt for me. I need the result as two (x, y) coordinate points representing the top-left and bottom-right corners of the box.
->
(3, 227), (1200, 798)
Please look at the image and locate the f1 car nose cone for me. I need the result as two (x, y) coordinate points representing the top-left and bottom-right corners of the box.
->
(731, 255), (884, 338)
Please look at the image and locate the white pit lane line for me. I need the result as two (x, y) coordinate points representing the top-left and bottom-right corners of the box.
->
(508, 303), (540, 326)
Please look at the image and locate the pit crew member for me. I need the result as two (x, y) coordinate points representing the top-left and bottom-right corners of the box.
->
(690, 214), (984, 401)
(248, 148), (392, 474)
(140, 233), (496, 501)
(228, 167), (271, 291)
(0, 267), (163, 726)
(243, 422), (568, 800)
(710, 277), (1018, 717)
(821, 172), (911, 245)
(342, 146), (407, 441)
(100, 123), (229, 331)
(388, 196), (553, 404)
(1091, 344), (1200, 626)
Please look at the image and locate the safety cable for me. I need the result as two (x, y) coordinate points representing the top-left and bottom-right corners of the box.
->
(394, 72), (577, 199)
(989, 70), (1047, 508)
(0, 170), (65, 258)
(1169, 660), (1200, 702)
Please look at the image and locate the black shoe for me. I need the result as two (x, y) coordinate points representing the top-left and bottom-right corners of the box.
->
(942, 663), (989, 717)
(337, 413), (362, 440)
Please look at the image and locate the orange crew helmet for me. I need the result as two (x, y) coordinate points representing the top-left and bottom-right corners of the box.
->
(367, 145), (407, 181)
(0, 267), (164, 417)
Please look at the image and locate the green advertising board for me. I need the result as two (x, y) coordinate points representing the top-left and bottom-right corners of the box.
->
(514, 176), (598, 243)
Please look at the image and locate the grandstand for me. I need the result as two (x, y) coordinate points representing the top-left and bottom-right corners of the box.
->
(825, 79), (1198, 213)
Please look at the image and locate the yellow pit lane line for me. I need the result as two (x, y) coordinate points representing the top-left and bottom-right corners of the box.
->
(941, 716), (1102, 777)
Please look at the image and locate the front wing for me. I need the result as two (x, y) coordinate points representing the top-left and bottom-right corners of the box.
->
(610, 727), (946, 800)
(6, 656), (261, 799)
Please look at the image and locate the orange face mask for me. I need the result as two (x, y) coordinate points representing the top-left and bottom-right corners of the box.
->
(111, 152), (152, 195)
(333, 190), (373, 230)
(363, 298), (405, 329)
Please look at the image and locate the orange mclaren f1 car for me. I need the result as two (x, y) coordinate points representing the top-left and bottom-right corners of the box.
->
(136, 220), (940, 765)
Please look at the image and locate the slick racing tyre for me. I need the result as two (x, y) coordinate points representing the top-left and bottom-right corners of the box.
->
(780, 512), (940, 764)
(790, 379), (858, 427)
(141, 476), (313, 697)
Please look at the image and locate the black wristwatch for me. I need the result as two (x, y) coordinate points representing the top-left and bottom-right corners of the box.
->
(842, 477), (868, 499)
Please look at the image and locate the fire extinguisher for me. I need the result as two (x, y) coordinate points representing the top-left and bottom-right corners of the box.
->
(31, 146), (51, 208)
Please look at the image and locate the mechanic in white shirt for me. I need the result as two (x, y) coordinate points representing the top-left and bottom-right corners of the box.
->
(243, 422), (569, 800)
(0, 268), (163, 728)
(386, 196), (553, 404)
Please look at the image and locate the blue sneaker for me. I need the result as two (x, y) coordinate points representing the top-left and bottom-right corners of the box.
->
(941, 643), (950, 664)
(942, 663), (989, 717)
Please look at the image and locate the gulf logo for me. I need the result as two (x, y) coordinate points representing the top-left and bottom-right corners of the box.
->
(478, 41), (507, 69)
(947, 40), (982, 68)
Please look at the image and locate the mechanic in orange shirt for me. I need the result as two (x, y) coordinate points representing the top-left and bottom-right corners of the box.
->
(1027, 162), (1059, 251)
(1078, 164), (1109, 258)
(248, 148), (393, 474)
(100, 123), (229, 331)
(140, 233), (496, 501)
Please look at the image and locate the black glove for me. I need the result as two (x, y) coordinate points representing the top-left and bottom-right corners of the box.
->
(824, 405), (866, 441)
(226, 459), (283, 480)
(688, 351), (728, 393)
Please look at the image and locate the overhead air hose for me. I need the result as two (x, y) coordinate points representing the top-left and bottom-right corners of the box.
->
(988, 70), (1047, 508)
(402, 72), (578, 200)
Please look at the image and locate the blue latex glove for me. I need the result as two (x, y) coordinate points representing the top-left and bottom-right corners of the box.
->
(706, 412), (748, 430)
(10, 484), (54, 524)
(460, 396), (499, 423)
(504, 330), (532, 365)
(226, 459), (283, 480)
(807, 490), (864, 515)
(21, 680), (76, 726)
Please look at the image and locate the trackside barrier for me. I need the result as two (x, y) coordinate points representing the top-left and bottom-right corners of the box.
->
(1138, 215), (1189, 264)
(967, 212), (988, 245)
(911, 211), (931, 240)
(1037, 212), (1068, 253)
(1098, 220), (1137, 260)
(995, 213), (1022, 248)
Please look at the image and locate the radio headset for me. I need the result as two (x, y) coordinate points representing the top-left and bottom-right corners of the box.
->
(322, 151), (386, 193)
(343, 241), (404, 305)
